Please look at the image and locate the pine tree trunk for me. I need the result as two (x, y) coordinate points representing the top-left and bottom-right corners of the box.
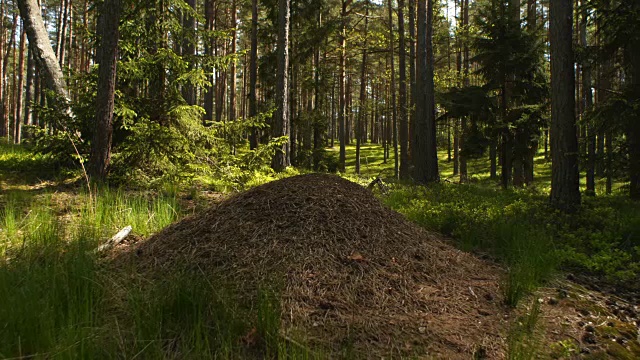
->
(408, 0), (416, 160)
(229, 0), (237, 122)
(182, 0), (196, 105)
(18, 0), (71, 112)
(2, 12), (18, 140)
(356, 5), (368, 175)
(414, 0), (439, 183)
(23, 42), (34, 128)
(581, 3), (595, 196)
(459, 0), (469, 183)
(14, 27), (26, 143)
(387, 0), (399, 179)
(204, 0), (215, 122)
(625, 1), (640, 199)
(249, 0), (259, 148)
(550, 0), (581, 211)
(338, 0), (348, 172)
(271, 0), (290, 171)
(90, 0), (121, 181)
(398, 0), (409, 180)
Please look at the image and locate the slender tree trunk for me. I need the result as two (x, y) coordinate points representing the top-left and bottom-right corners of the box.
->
(90, 0), (121, 180)
(414, 0), (439, 183)
(229, 0), (237, 122)
(356, 5), (368, 175)
(249, 0), (259, 148)
(182, 0), (196, 105)
(338, 0), (348, 172)
(408, 0), (416, 159)
(388, 0), (399, 179)
(0, 0), (4, 138)
(550, 0), (581, 211)
(23, 41), (34, 128)
(581, 3), (595, 196)
(204, 0), (214, 121)
(2, 12), (18, 140)
(271, 0), (290, 171)
(18, 0), (72, 110)
(14, 27), (26, 143)
(459, 0), (469, 182)
(398, 0), (409, 180)
(625, 1), (640, 199)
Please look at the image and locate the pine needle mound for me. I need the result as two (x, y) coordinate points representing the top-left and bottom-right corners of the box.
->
(131, 174), (508, 358)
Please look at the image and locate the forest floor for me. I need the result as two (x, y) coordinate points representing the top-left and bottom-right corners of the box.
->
(1, 142), (639, 359)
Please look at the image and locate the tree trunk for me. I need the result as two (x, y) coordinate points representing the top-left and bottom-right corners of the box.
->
(338, 0), (348, 172)
(388, 0), (399, 179)
(24, 41), (34, 128)
(229, 0), (237, 122)
(356, 5), (369, 175)
(459, 0), (469, 183)
(204, 0), (215, 121)
(550, 0), (581, 211)
(271, 0), (290, 171)
(2, 12), (18, 140)
(249, 0), (258, 148)
(625, 1), (640, 199)
(14, 27), (26, 143)
(408, 0), (416, 159)
(398, 0), (409, 180)
(90, 0), (121, 181)
(414, 0), (439, 183)
(581, 3), (595, 196)
(182, 0), (196, 105)
(18, 0), (71, 111)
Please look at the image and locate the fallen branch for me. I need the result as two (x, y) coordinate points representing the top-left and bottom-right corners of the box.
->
(367, 176), (389, 194)
(96, 226), (132, 252)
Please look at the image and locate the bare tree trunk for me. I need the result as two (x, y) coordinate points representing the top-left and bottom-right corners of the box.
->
(338, 0), (348, 172)
(248, 0), (258, 149)
(181, 0), (196, 105)
(58, 0), (69, 67)
(550, 0), (580, 211)
(388, 0), (399, 179)
(2, 11), (18, 140)
(398, 0), (409, 180)
(204, 0), (215, 121)
(90, 0), (121, 180)
(459, 0), (469, 182)
(23, 41), (34, 128)
(271, 0), (290, 171)
(414, 0), (438, 183)
(229, 0), (237, 122)
(14, 26), (26, 143)
(18, 0), (72, 111)
(356, 4), (369, 175)
(581, 2), (595, 196)
(408, 0), (416, 159)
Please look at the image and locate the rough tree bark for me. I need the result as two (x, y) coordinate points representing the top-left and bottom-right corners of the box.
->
(90, 0), (121, 180)
(398, 0), (409, 180)
(271, 0), (291, 171)
(550, 0), (581, 211)
(355, 4), (368, 175)
(249, 0), (259, 149)
(414, 0), (439, 183)
(17, 0), (71, 109)
(387, 0), (399, 179)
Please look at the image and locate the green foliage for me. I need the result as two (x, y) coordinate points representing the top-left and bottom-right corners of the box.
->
(383, 181), (640, 306)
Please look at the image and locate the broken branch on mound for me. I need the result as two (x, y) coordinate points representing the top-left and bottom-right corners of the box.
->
(96, 226), (132, 252)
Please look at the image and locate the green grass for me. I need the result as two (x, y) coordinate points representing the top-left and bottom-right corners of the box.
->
(330, 142), (639, 306)
(0, 143), (321, 359)
(2, 141), (639, 358)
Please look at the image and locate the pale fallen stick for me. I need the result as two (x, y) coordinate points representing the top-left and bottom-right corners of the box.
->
(96, 226), (132, 252)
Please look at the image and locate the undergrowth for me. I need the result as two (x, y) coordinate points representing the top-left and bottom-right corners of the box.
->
(383, 182), (640, 306)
